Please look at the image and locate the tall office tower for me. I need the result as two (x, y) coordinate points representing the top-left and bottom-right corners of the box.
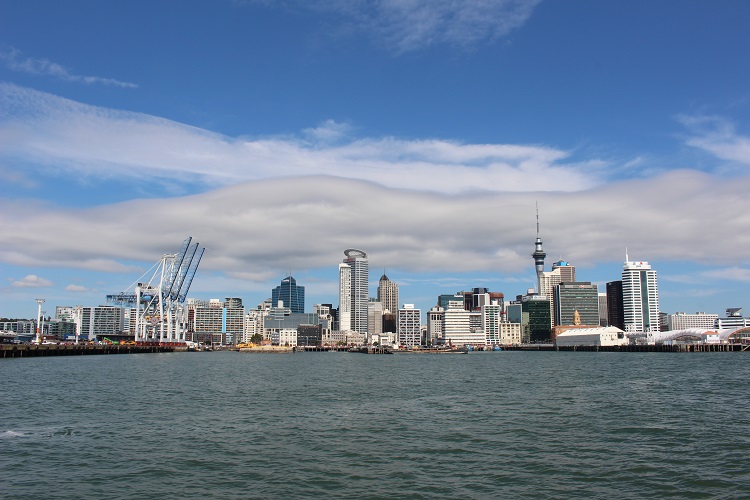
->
(531, 206), (547, 293)
(539, 268), (562, 326)
(521, 294), (551, 343)
(606, 281), (624, 330)
(338, 263), (351, 331)
(271, 276), (305, 313)
(551, 260), (576, 283)
(398, 304), (421, 347)
(622, 255), (660, 333)
(377, 274), (399, 314)
(554, 282), (600, 326)
(341, 249), (369, 334)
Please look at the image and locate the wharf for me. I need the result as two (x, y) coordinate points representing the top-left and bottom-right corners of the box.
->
(554, 343), (747, 352)
(1, 344), (174, 358)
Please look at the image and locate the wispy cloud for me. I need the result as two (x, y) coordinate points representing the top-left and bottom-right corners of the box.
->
(11, 274), (53, 288)
(65, 284), (91, 292)
(678, 114), (750, 166)
(0, 83), (601, 194)
(0, 47), (137, 88)
(247, 0), (540, 53)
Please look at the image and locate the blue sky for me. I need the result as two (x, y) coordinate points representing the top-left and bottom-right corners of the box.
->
(2, 0), (750, 321)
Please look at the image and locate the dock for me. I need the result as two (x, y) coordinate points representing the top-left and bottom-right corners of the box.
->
(1, 344), (175, 358)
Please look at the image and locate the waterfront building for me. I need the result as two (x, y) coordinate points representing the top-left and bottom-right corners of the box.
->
(716, 308), (750, 329)
(296, 324), (322, 346)
(555, 326), (627, 347)
(427, 306), (444, 346)
(377, 274), (399, 314)
(73, 305), (125, 341)
(606, 281), (624, 330)
(398, 304), (421, 347)
(482, 302), (502, 345)
(521, 294), (551, 343)
(271, 276), (304, 314)
(441, 300), (485, 346)
(190, 298), (244, 345)
(240, 308), (265, 344)
(622, 255), (660, 333)
(499, 322), (522, 345)
(665, 312), (720, 331)
(554, 282), (600, 327)
(272, 328), (297, 347)
(368, 300), (384, 336)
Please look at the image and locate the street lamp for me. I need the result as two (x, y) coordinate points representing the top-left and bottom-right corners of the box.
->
(35, 299), (45, 344)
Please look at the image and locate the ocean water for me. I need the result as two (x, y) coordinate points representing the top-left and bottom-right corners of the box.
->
(1, 350), (748, 499)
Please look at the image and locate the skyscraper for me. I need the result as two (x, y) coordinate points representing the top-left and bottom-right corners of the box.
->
(606, 281), (624, 330)
(622, 254), (659, 333)
(338, 263), (351, 331)
(271, 276), (304, 313)
(554, 282), (599, 326)
(340, 249), (369, 334)
(377, 273), (399, 314)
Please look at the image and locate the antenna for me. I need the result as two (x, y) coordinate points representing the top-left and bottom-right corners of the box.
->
(536, 201), (540, 237)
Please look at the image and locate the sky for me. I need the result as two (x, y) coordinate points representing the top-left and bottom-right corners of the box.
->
(2, 0), (750, 321)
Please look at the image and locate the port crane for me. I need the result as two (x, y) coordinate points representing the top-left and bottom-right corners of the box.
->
(107, 237), (204, 344)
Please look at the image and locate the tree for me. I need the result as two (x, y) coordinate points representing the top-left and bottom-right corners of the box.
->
(250, 333), (263, 344)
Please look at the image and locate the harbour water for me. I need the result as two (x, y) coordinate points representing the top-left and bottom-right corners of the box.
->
(2, 351), (748, 499)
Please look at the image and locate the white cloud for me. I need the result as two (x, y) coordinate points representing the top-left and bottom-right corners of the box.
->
(0, 46), (138, 88)
(65, 284), (90, 292)
(2, 171), (749, 284)
(679, 114), (750, 166)
(12, 275), (53, 288)
(0, 83), (601, 194)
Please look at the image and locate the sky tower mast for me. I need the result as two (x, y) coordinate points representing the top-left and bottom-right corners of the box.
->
(531, 203), (547, 293)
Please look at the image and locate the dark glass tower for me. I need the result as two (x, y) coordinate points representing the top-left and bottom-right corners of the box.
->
(272, 276), (305, 314)
(606, 280), (624, 330)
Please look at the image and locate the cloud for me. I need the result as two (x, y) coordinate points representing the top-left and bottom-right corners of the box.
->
(12, 275), (53, 288)
(678, 114), (750, 166)
(0, 46), (137, 88)
(0, 83), (601, 194)
(247, 0), (540, 53)
(65, 284), (90, 292)
(2, 171), (749, 286)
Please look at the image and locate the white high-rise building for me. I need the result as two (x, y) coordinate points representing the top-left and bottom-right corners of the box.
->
(338, 263), (351, 331)
(340, 249), (369, 334)
(622, 255), (660, 333)
(398, 304), (421, 347)
(482, 302), (502, 346)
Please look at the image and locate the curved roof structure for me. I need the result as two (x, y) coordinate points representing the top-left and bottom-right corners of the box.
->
(650, 326), (750, 343)
(344, 248), (367, 258)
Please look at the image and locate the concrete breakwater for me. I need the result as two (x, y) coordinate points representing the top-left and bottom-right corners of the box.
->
(1, 344), (175, 358)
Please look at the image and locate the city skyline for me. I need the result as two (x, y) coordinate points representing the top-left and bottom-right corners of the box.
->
(2, 1), (750, 319)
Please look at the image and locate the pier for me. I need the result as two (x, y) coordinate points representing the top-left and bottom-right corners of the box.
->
(1, 344), (175, 358)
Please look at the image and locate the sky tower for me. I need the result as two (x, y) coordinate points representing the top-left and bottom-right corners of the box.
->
(531, 204), (546, 293)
